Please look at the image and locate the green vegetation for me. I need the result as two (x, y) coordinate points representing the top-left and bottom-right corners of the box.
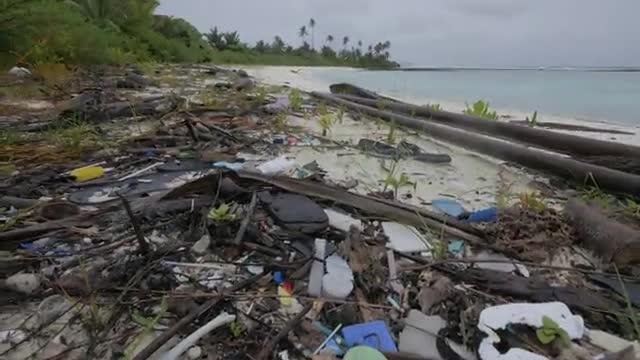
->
(536, 316), (571, 347)
(208, 203), (235, 223)
(382, 161), (416, 199)
(288, 89), (303, 111)
(0, 3), (398, 68)
(274, 112), (289, 132)
(427, 103), (442, 111)
(516, 191), (547, 212)
(319, 113), (335, 136)
(387, 120), (397, 144)
(464, 100), (498, 120)
(526, 110), (538, 127)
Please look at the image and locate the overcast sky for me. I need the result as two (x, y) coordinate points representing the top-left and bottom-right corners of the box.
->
(157, 0), (639, 67)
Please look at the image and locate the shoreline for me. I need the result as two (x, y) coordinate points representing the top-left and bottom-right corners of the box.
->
(248, 65), (640, 146)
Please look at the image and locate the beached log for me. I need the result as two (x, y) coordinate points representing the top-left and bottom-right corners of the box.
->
(312, 92), (640, 196)
(565, 198), (640, 265)
(329, 83), (399, 102)
(332, 92), (640, 162)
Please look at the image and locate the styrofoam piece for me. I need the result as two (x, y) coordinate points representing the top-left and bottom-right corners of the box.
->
(382, 222), (431, 253)
(257, 156), (296, 175)
(399, 310), (446, 359)
(308, 238), (326, 296)
(324, 208), (363, 232)
(478, 302), (584, 360)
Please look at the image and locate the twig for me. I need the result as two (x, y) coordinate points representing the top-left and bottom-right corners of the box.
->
(159, 312), (236, 360)
(256, 302), (313, 360)
(395, 252), (638, 279)
(132, 271), (266, 360)
(184, 118), (199, 142)
(117, 194), (149, 254)
(232, 191), (257, 245)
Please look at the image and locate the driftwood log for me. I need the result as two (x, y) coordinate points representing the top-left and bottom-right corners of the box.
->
(565, 198), (640, 265)
(312, 92), (640, 197)
(332, 92), (640, 161)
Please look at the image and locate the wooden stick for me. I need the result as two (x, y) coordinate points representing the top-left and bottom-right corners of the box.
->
(256, 302), (313, 360)
(132, 272), (265, 360)
(118, 194), (149, 254)
(232, 191), (257, 245)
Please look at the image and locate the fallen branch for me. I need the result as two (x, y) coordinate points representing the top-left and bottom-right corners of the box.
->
(132, 271), (265, 360)
(232, 191), (257, 245)
(256, 302), (313, 360)
(118, 194), (149, 254)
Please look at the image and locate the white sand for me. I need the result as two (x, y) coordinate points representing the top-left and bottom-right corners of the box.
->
(247, 66), (557, 212)
(249, 65), (640, 146)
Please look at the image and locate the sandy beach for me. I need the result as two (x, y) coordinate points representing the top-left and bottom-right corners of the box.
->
(246, 65), (567, 213)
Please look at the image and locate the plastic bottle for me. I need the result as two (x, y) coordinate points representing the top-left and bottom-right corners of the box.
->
(308, 238), (326, 297)
(69, 166), (105, 182)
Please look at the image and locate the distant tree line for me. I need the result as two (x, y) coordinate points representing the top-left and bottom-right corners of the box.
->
(205, 18), (399, 68)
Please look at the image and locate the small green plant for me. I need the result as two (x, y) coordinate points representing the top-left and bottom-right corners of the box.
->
(316, 102), (329, 116)
(229, 320), (244, 337)
(319, 113), (334, 136)
(517, 191), (546, 212)
(614, 264), (640, 340)
(208, 203), (235, 223)
(464, 100), (498, 120)
(622, 198), (640, 220)
(376, 99), (388, 111)
(382, 161), (416, 199)
(526, 110), (538, 127)
(0, 130), (23, 146)
(536, 316), (571, 347)
(288, 88), (303, 111)
(496, 168), (513, 210)
(254, 86), (268, 104)
(580, 174), (615, 209)
(126, 298), (169, 359)
(387, 120), (397, 144)
(428, 103), (442, 111)
(337, 105), (346, 124)
(274, 111), (288, 132)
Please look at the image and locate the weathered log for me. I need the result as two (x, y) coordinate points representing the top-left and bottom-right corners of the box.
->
(329, 83), (399, 102)
(565, 198), (640, 265)
(312, 92), (640, 196)
(332, 92), (640, 161)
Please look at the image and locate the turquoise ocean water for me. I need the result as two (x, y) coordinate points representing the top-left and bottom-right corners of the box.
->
(314, 69), (640, 126)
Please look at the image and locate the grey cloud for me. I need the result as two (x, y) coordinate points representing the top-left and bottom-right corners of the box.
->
(157, 0), (640, 67)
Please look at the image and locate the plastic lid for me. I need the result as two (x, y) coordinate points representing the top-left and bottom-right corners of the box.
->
(343, 346), (387, 360)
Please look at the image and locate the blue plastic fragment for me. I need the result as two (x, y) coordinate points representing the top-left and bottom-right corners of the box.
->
(467, 207), (497, 222)
(341, 320), (397, 352)
(273, 271), (284, 285)
(448, 240), (465, 255)
(432, 199), (466, 218)
(212, 161), (244, 171)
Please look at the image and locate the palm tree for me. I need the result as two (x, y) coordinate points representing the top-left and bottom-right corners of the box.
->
(326, 35), (334, 45)
(309, 18), (316, 50)
(298, 25), (308, 45)
(342, 36), (349, 49)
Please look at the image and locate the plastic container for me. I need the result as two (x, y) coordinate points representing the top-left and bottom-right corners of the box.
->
(307, 238), (326, 296)
(69, 165), (105, 182)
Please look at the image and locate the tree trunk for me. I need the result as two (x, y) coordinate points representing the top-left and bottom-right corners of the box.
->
(312, 92), (640, 196)
(332, 92), (640, 162)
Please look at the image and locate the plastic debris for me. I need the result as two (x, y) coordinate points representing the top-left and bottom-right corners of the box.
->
(69, 165), (106, 182)
(324, 209), (363, 232)
(478, 302), (585, 360)
(399, 310), (447, 359)
(467, 207), (497, 222)
(308, 238), (326, 297)
(5, 272), (40, 295)
(8, 66), (31, 77)
(342, 321), (397, 352)
(432, 198), (466, 218)
(381, 222), (431, 253)
(343, 346), (387, 360)
(257, 156), (296, 175)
